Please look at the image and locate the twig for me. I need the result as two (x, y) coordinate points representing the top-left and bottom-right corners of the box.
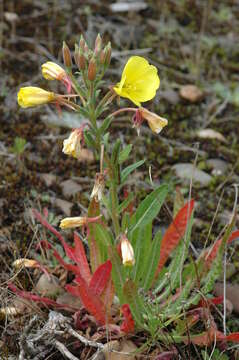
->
(54, 340), (80, 360)
(66, 326), (104, 350)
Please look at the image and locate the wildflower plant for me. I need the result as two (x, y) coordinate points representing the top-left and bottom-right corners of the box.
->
(12, 34), (239, 352)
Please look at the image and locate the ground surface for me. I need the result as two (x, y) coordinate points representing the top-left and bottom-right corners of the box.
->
(1, 0), (239, 359)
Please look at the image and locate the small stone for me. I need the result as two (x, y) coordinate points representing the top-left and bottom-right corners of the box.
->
(56, 292), (82, 308)
(35, 274), (63, 297)
(161, 89), (180, 105)
(39, 173), (57, 187)
(180, 85), (204, 103)
(51, 197), (73, 216)
(173, 163), (212, 186)
(206, 159), (228, 176)
(197, 129), (227, 143)
(60, 179), (82, 197)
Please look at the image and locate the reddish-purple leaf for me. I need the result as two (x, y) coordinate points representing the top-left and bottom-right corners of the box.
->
(53, 250), (82, 276)
(157, 200), (194, 274)
(89, 260), (112, 296)
(120, 304), (135, 333)
(8, 283), (76, 311)
(73, 232), (92, 284)
(205, 230), (239, 265)
(66, 274), (109, 325)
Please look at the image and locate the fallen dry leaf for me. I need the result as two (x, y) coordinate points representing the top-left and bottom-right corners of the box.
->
(197, 129), (227, 143)
(180, 84), (203, 103)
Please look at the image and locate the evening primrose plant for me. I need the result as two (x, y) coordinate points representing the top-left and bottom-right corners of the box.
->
(14, 35), (239, 350)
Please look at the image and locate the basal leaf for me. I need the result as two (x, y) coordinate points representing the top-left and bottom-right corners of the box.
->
(89, 260), (112, 296)
(129, 184), (168, 235)
(108, 245), (126, 303)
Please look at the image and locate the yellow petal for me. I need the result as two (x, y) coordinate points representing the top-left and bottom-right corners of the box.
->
(17, 87), (55, 108)
(114, 56), (160, 106)
(42, 62), (66, 80)
(60, 217), (86, 229)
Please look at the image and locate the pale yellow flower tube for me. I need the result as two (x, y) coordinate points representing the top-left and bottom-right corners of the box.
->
(17, 87), (55, 108)
(60, 216), (87, 229)
(139, 107), (168, 134)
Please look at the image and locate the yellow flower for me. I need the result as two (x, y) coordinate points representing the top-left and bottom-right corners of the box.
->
(120, 235), (135, 267)
(17, 87), (55, 108)
(62, 129), (83, 159)
(139, 107), (168, 134)
(114, 56), (160, 106)
(41, 61), (66, 81)
(60, 216), (87, 229)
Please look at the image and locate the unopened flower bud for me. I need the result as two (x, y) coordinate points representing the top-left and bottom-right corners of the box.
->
(88, 56), (97, 81)
(42, 62), (66, 81)
(62, 41), (72, 68)
(91, 173), (105, 202)
(100, 49), (106, 65)
(120, 235), (135, 267)
(105, 42), (111, 66)
(79, 48), (86, 70)
(17, 87), (55, 108)
(74, 44), (80, 68)
(79, 35), (85, 51)
(60, 215), (101, 229)
(62, 128), (84, 159)
(94, 34), (102, 56)
(12, 258), (39, 269)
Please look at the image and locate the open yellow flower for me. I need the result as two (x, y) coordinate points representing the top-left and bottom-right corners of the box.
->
(42, 62), (66, 81)
(139, 107), (168, 134)
(114, 56), (160, 106)
(17, 87), (55, 108)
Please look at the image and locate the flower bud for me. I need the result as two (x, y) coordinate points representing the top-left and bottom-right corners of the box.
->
(41, 62), (66, 80)
(120, 235), (135, 267)
(62, 128), (83, 159)
(88, 56), (97, 81)
(79, 35), (85, 51)
(62, 41), (72, 68)
(79, 48), (86, 70)
(12, 258), (39, 269)
(60, 216), (87, 229)
(99, 49), (106, 65)
(17, 87), (55, 108)
(74, 44), (80, 68)
(94, 34), (102, 56)
(105, 42), (111, 66)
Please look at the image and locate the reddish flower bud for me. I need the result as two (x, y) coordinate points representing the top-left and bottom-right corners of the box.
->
(105, 42), (111, 66)
(62, 41), (72, 68)
(79, 35), (85, 51)
(94, 34), (102, 56)
(88, 56), (97, 81)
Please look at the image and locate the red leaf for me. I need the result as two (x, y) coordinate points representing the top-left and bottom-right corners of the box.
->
(120, 304), (135, 333)
(225, 332), (239, 342)
(101, 278), (115, 318)
(66, 275), (109, 325)
(157, 200), (194, 273)
(8, 283), (76, 311)
(89, 260), (112, 296)
(198, 296), (223, 308)
(204, 230), (239, 265)
(53, 250), (83, 276)
(73, 232), (92, 284)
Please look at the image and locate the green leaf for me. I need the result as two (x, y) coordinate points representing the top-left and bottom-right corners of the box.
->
(118, 192), (134, 214)
(99, 116), (112, 135)
(119, 144), (133, 164)
(94, 224), (113, 262)
(123, 279), (147, 329)
(131, 223), (152, 284)
(108, 245), (126, 303)
(121, 159), (145, 184)
(84, 130), (95, 148)
(141, 230), (162, 291)
(129, 184), (168, 235)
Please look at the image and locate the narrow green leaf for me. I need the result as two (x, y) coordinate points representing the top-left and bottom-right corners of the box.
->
(121, 160), (145, 184)
(108, 245), (126, 303)
(119, 144), (133, 164)
(123, 279), (147, 329)
(141, 230), (162, 291)
(99, 116), (112, 135)
(129, 184), (168, 235)
(118, 192), (134, 214)
(131, 223), (152, 284)
(94, 224), (113, 262)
